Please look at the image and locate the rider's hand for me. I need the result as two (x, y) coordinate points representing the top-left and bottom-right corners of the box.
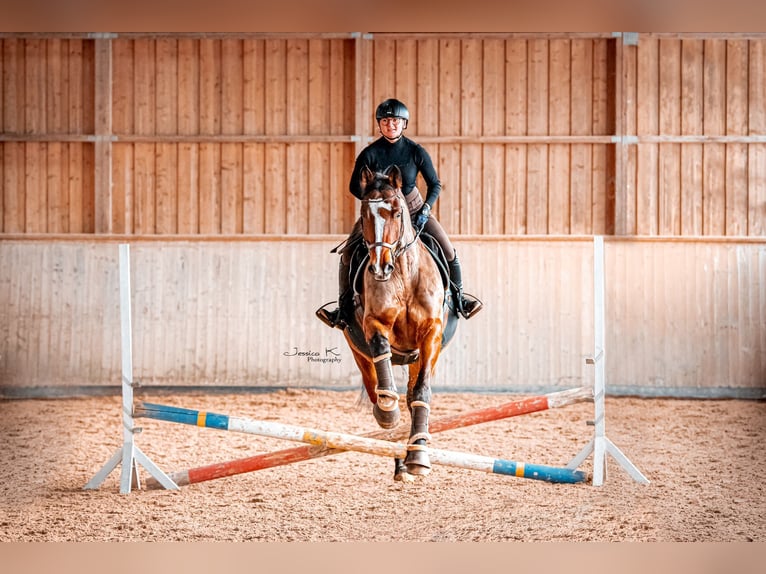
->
(412, 204), (431, 233)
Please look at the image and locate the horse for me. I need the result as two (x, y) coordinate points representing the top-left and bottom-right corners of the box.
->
(342, 165), (450, 482)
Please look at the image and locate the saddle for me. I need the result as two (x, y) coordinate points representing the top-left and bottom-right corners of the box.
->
(340, 232), (460, 365)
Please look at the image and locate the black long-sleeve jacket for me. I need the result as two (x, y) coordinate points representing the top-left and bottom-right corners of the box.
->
(349, 136), (442, 209)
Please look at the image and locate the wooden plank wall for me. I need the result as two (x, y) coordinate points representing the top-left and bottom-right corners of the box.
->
(1, 33), (765, 238)
(1, 238), (763, 395)
(371, 35), (615, 236)
(1, 38), (95, 233)
(621, 35), (766, 236)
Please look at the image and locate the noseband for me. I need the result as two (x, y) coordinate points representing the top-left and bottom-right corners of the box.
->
(362, 193), (418, 261)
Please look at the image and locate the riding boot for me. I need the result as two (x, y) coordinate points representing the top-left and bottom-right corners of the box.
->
(448, 253), (483, 319)
(316, 258), (352, 329)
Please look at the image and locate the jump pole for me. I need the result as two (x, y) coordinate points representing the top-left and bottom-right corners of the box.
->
(565, 236), (649, 486)
(135, 402), (589, 484)
(145, 385), (593, 489)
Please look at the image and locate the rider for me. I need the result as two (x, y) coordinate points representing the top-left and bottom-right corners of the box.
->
(317, 98), (482, 329)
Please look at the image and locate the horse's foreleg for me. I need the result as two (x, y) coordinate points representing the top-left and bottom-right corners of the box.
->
(404, 325), (441, 476)
(368, 332), (401, 429)
(404, 373), (432, 475)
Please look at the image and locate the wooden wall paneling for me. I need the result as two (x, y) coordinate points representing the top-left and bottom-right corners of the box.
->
(308, 142), (328, 233)
(286, 39), (308, 135)
(67, 39), (85, 133)
(417, 38), (439, 137)
(658, 38), (681, 235)
(394, 39), (417, 133)
(460, 39), (483, 234)
(112, 39), (134, 134)
(155, 142), (178, 234)
(132, 40), (156, 234)
(25, 39), (46, 134)
(200, 38), (221, 135)
(618, 39), (638, 235)
(526, 39), (549, 234)
(177, 143), (199, 234)
(81, 143), (95, 233)
(569, 39), (594, 235)
(264, 39), (286, 136)
(221, 143), (242, 234)
(308, 41), (330, 234)
(286, 40), (308, 234)
(328, 142), (355, 234)
(0, 40), (3, 134)
(3, 39), (24, 133)
(436, 39), (461, 232)
(591, 39), (609, 235)
(504, 39), (527, 234)
(243, 39), (265, 135)
(47, 142), (67, 232)
(155, 38), (178, 136)
(46, 39), (67, 133)
(328, 39), (347, 135)
(482, 39), (505, 235)
(178, 38), (199, 135)
(221, 40), (244, 235)
(725, 40), (749, 236)
(24, 143), (45, 232)
(3, 144), (24, 232)
(133, 39), (155, 136)
(636, 38), (658, 235)
(749, 41), (766, 235)
(222, 39), (243, 135)
(265, 143), (286, 233)
(372, 37), (396, 133)
(94, 38), (112, 234)
(286, 143), (308, 234)
(67, 143), (86, 233)
(548, 38), (571, 235)
(199, 142), (221, 234)
(111, 143), (131, 233)
(134, 143), (156, 233)
(264, 40), (286, 233)
(242, 143), (264, 233)
(309, 39), (330, 136)
(703, 39), (726, 235)
(681, 39), (704, 235)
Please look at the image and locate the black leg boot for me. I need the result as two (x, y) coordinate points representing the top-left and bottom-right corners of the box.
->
(316, 258), (352, 329)
(448, 253), (483, 319)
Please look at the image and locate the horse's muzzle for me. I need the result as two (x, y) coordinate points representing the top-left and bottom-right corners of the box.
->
(368, 261), (394, 281)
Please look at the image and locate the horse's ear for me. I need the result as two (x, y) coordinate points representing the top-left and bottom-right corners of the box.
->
(360, 166), (373, 192)
(388, 165), (402, 190)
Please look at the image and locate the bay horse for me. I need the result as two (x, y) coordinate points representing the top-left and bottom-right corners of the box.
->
(344, 165), (450, 482)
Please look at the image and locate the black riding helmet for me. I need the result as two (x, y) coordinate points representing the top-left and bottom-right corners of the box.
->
(375, 98), (409, 127)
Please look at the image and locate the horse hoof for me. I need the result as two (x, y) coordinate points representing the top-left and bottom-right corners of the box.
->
(373, 404), (400, 428)
(405, 450), (432, 476)
(395, 471), (416, 483)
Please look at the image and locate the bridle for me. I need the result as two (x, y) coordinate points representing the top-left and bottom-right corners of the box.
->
(361, 192), (420, 261)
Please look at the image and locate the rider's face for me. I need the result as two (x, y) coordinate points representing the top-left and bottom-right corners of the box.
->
(378, 117), (405, 140)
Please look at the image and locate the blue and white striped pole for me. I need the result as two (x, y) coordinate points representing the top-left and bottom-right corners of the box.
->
(135, 402), (588, 484)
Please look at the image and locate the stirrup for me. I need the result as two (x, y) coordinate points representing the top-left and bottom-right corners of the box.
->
(315, 302), (346, 330)
(458, 293), (483, 319)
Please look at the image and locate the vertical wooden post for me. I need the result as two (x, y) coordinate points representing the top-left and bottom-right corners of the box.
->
(93, 36), (113, 234)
